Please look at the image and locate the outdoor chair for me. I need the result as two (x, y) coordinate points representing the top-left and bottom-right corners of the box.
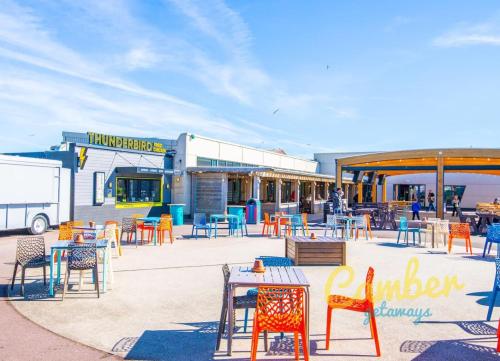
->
(245, 257), (294, 333)
(251, 286), (309, 361)
(104, 221), (121, 256)
(483, 224), (500, 257)
(324, 214), (346, 239)
(301, 213), (310, 236)
(284, 214), (305, 236)
(437, 220), (450, 247)
(191, 213), (212, 239)
(120, 217), (138, 246)
(353, 215), (371, 240)
(10, 237), (50, 296)
(132, 213), (154, 244)
(157, 217), (174, 244)
(326, 266), (381, 357)
(448, 223), (472, 254)
(229, 213), (247, 237)
(261, 213), (278, 236)
(487, 257), (500, 321)
(397, 217), (421, 245)
(63, 243), (99, 299)
(58, 223), (73, 240)
(216, 264), (257, 351)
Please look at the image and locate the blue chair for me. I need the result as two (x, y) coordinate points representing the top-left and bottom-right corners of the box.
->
(351, 216), (368, 241)
(483, 224), (500, 258)
(244, 256), (294, 332)
(487, 257), (500, 321)
(229, 213), (247, 237)
(285, 214), (305, 236)
(324, 214), (346, 239)
(191, 213), (211, 239)
(397, 217), (421, 245)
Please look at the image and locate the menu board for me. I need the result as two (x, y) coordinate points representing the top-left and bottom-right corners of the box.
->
(94, 172), (105, 205)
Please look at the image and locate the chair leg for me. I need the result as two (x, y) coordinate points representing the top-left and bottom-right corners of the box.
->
(263, 330), (268, 352)
(94, 267), (100, 298)
(244, 308), (249, 333)
(10, 262), (18, 290)
(497, 318), (500, 352)
(216, 303), (227, 351)
(448, 236), (453, 253)
(370, 311), (381, 356)
(483, 240), (490, 257)
(487, 286), (498, 321)
(301, 329), (310, 361)
(397, 230), (401, 243)
(20, 267), (26, 297)
(63, 269), (70, 299)
(325, 306), (332, 350)
(250, 329), (259, 361)
(294, 331), (299, 360)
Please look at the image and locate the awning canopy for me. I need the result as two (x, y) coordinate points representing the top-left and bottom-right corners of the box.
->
(187, 166), (338, 183)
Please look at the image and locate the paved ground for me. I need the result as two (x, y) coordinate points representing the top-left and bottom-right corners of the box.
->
(0, 230), (120, 361)
(1, 224), (500, 361)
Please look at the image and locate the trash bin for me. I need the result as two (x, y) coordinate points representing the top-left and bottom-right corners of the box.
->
(246, 198), (261, 224)
(168, 204), (185, 225)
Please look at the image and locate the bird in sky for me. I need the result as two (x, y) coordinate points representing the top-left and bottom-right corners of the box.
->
(273, 108), (280, 115)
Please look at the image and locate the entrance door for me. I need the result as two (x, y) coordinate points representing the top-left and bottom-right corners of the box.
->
(394, 184), (426, 207)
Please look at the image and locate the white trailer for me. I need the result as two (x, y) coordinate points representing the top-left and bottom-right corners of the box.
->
(0, 155), (70, 234)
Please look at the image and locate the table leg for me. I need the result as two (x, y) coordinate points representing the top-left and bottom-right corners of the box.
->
(102, 248), (107, 293)
(56, 250), (62, 285)
(153, 222), (158, 246)
(49, 249), (55, 297)
(432, 224), (435, 248)
(227, 284), (234, 356)
(215, 221), (218, 238)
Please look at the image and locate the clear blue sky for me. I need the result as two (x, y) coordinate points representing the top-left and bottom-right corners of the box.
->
(1, 0), (499, 157)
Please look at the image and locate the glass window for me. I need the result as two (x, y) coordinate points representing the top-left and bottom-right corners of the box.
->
(197, 157), (212, 166)
(281, 181), (293, 203)
(116, 178), (161, 204)
(444, 185), (466, 206)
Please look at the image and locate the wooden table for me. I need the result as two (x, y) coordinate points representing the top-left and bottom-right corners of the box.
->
(286, 235), (346, 265)
(226, 266), (310, 356)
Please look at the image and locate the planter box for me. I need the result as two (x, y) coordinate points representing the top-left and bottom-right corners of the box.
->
(285, 236), (346, 266)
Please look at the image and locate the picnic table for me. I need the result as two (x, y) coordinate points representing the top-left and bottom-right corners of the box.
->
(210, 214), (239, 238)
(48, 239), (109, 297)
(226, 266), (310, 355)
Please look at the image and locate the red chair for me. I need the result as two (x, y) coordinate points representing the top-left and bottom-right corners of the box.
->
(132, 214), (154, 245)
(326, 267), (381, 357)
(497, 317), (500, 352)
(448, 223), (472, 254)
(251, 286), (309, 361)
(261, 213), (278, 236)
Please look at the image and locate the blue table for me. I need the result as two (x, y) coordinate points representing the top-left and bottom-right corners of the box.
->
(48, 239), (108, 297)
(138, 217), (161, 245)
(210, 214), (239, 238)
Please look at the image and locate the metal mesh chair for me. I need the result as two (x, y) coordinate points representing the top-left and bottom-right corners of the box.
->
(487, 257), (500, 321)
(483, 224), (500, 258)
(63, 243), (99, 299)
(216, 264), (258, 351)
(121, 217), (138, 246)
(10, 237), (49, 296)
(448, 223), (472, 254)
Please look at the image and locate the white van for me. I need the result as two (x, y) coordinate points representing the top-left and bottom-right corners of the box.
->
(0, 155), (70, 234)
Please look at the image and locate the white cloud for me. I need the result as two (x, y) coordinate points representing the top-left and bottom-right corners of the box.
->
(433, 22), (500, 47)
(123, 45), (161, 70)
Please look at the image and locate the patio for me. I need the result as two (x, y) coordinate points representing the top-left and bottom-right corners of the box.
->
(3, 224), (500, 360)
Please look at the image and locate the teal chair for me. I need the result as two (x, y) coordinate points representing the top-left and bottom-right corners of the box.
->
(285, 214), (305, 236)
(397, 217), (421, 245)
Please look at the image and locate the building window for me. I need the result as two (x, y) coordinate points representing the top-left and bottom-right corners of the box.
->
(197, 156), (256, 167)
(262, 180), (275, 202)
(116, 178), (161, 205)
(281, 181), (293, 203)
(444, 185), (466, 207)
(316, 182), (325, 200)
(197, 157), (217, 166)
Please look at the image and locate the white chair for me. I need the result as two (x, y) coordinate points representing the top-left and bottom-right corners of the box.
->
(324, 215), (345, 239)
(437, 220), (449, 247)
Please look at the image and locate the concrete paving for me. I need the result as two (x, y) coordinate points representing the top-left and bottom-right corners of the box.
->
(2, 224), (500, 361)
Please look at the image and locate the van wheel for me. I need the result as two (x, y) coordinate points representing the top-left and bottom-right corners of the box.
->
(30, 215), (48, 235)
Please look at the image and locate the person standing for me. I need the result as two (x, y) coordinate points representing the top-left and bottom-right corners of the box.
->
(411, 196), (421, 220)
(452, 194), (460, 216)
(427, 190), (436, 211)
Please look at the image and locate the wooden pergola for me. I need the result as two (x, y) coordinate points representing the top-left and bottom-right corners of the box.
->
(334, 148), (500, 218)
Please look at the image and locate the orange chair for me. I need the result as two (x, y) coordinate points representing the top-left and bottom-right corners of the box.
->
(301, 213), (310, 236)
(157, 217), (174, 244)
(58, 224), (73, 240)
(251, 286), (309, 361)
(326, 267), (381, 357)
(448, 223), (472, 254)
(132, 213), (153, 244)
(497, 317), (500, 352)
(262, 213), (278, 236)
(105, 220), (122, 256)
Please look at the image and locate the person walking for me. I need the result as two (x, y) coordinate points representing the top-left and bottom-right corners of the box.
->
(411, 196), (421, 220)
(452, 194), (460, 216)
(427, 190), (436, 211)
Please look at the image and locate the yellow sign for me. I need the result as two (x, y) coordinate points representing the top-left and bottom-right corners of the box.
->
(324, 257), (464, 303)
(87, 132), (167, 153)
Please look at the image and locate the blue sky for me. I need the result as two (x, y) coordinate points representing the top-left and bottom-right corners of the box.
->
(0, 0), (499, 158)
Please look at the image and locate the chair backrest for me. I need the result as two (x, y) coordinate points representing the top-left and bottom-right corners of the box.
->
(291, 214), (303, 226)
(194, 213), (207, 226)
(221, 264), (231, 302)
(427, 218), (439, 222)
(264, 213), (271, 223)
(365, 267), (375, 303)
(326, 214), (335, 226)
(495, 257), (500, 287)
(257, 256), (293, 267)
(68, 220), (84, 227)
(255, 286), (305, 332)
(450, 222), (470, 237)
(354, 216), (366, 227)
(105, 220), (119, 227)
(159, 217), (172, 231)
(16, 237), (45, 266)
(301, 213), (308, 225)
(399, 217), (408, 230)
(121, 217), (136, 232)
(438, 220), (450, 233)
(104, 224), (117, 242)
(58, 224), (73, 240)
(487, 224), (500, 242)
(161, 213), (171, 218)
(67, 243), (97, 270)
